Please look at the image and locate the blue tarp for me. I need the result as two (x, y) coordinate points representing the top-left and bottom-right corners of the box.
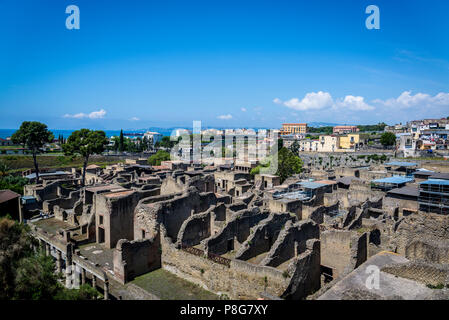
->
(372, 176), (414, 184)
(298, 181), (327, 189)
(419, 179), (449, 186)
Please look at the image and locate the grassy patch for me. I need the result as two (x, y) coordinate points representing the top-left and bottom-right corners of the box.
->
(0, 155), (123, 173)
(131, 268), (218, 300)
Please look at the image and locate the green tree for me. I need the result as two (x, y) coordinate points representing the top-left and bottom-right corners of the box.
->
(63, 129), (108, 186)
(380, 132), (397, 147)
(0, 161), (9, 177)
(148, 150), (171, 166)
(289, 140), (300, 156)
(0, 217), (101, 300)
(11, 121), (54, 183)
(276, 147), (303, 183)
(119, 129), (125, 152)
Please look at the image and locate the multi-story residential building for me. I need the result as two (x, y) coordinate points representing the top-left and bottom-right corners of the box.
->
(333, 125), (359, 135)
(281, 123), (307, 135)
(144, 131), (163, 145)
(339, 133), (369, 150)
(298, 135), (339, 152)
(384, 124), (407, 134)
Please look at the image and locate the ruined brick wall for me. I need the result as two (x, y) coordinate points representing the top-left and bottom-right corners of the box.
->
(405, 240), (449, 264)
(113, 235), (161, 284)
(161, 228), (289, 299)
(261, 220), (319, 268)
(383, 195), (418, 217)
(43, 190), (81, 215)
(133, 188), (215, 242)
(204, 208), (269, 255)
(320, 230), (367, 278)
(235, 213), (294, 261)
(390, 213), (449, 258)
(282, 239), (321, 300)
(382, 261), (449, 287)
(320, 230), (351, 278)
(176, 207), (213, 247)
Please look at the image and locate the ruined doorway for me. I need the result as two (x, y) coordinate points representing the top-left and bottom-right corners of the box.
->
(227, 238), (234, 252)
(320, 265), (333, 283)
(98, 227), (105, 243)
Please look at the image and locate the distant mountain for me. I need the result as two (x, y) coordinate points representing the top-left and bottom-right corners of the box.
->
(308, 122), (340, 128)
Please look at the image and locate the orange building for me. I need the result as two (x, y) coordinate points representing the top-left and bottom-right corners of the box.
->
(333, 125), (359, 134)
(281, 123), (308, 135)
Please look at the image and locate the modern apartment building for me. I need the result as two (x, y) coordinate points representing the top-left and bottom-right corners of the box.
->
(281, 123), (307, 135)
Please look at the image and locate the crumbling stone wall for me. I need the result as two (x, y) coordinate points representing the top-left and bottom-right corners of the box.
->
(235, 213), (294, 261)
(204, 208), (269, 255)
(134, 188), (217, 242)
(282, 239), (321, 300)
(405, 240), (449, 264)
(260, 220), (319, 268)
(381, 261), (449, 287)
(161, 226), (309, 300)
(113, 235), (161, 284)
(176, 206), (214, 247)
(44, 190), (81, 216)
(320, 230), (367, 278)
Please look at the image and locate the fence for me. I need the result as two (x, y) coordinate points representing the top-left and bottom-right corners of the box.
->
(181, 244), (231, 267)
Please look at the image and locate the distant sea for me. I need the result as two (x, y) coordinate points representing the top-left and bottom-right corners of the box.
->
(0, 128), (176, 139)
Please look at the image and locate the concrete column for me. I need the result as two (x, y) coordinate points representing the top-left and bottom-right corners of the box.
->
(56, 251), (62, 274)
(45, 243), (50, 256)
(103, 280), (109, 300)
(39, 239), (45, 253)
(18, 197), (23, 223)
(92, 275), (97, 289)
(65, 251), (73, 289)
(72, 263), (80, 289)
(81, 268), (86, 285)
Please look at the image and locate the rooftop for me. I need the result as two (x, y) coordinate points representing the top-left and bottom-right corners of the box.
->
(297, 181), (328, 189)
(387, 186), (419, 198)
(372, 176), (414, 184)
(0, 189), (20, 204)
(419, 179), (449, 186)
(24, 171), (71, 180)
(385, 161), (418, 167)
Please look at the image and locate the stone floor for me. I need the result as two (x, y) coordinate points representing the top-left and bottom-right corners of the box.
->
(78, 243), (114, 275)
(32, 217), (72, 235)
(131, 268), (219, 300)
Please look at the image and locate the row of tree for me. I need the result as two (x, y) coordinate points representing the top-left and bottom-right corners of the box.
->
(11, 122), (108, 186)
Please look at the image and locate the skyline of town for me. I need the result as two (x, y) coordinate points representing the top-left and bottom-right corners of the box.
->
(1, 0), (449, 129)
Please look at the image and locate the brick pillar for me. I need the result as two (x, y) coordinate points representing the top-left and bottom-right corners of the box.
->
(81, 268), (86, 285)
(103, 280), (109, 300)
(92, 275), (97, 289)
(56, 250), (62, 274)
(65, 250), (72, 288)
(72, 263), (80, 289)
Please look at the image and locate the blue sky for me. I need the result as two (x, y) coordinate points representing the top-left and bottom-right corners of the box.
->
(0, 0), (448, 130)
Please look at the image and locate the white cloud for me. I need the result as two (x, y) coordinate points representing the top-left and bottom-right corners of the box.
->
(129, 117), (140, 121)
(334, 95), (375, 111)
(374, 91), (449, 109)
(273, 98), (282, 104)
(279, 91), (334, 111)
(241, 107), (247, 112)
(217, 114), (232, 120)
(63, 109), (107, 119)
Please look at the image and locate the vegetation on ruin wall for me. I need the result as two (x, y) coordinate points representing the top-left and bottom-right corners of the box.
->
(0, 217), (101, 300)
(0, 155), (123, 173)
